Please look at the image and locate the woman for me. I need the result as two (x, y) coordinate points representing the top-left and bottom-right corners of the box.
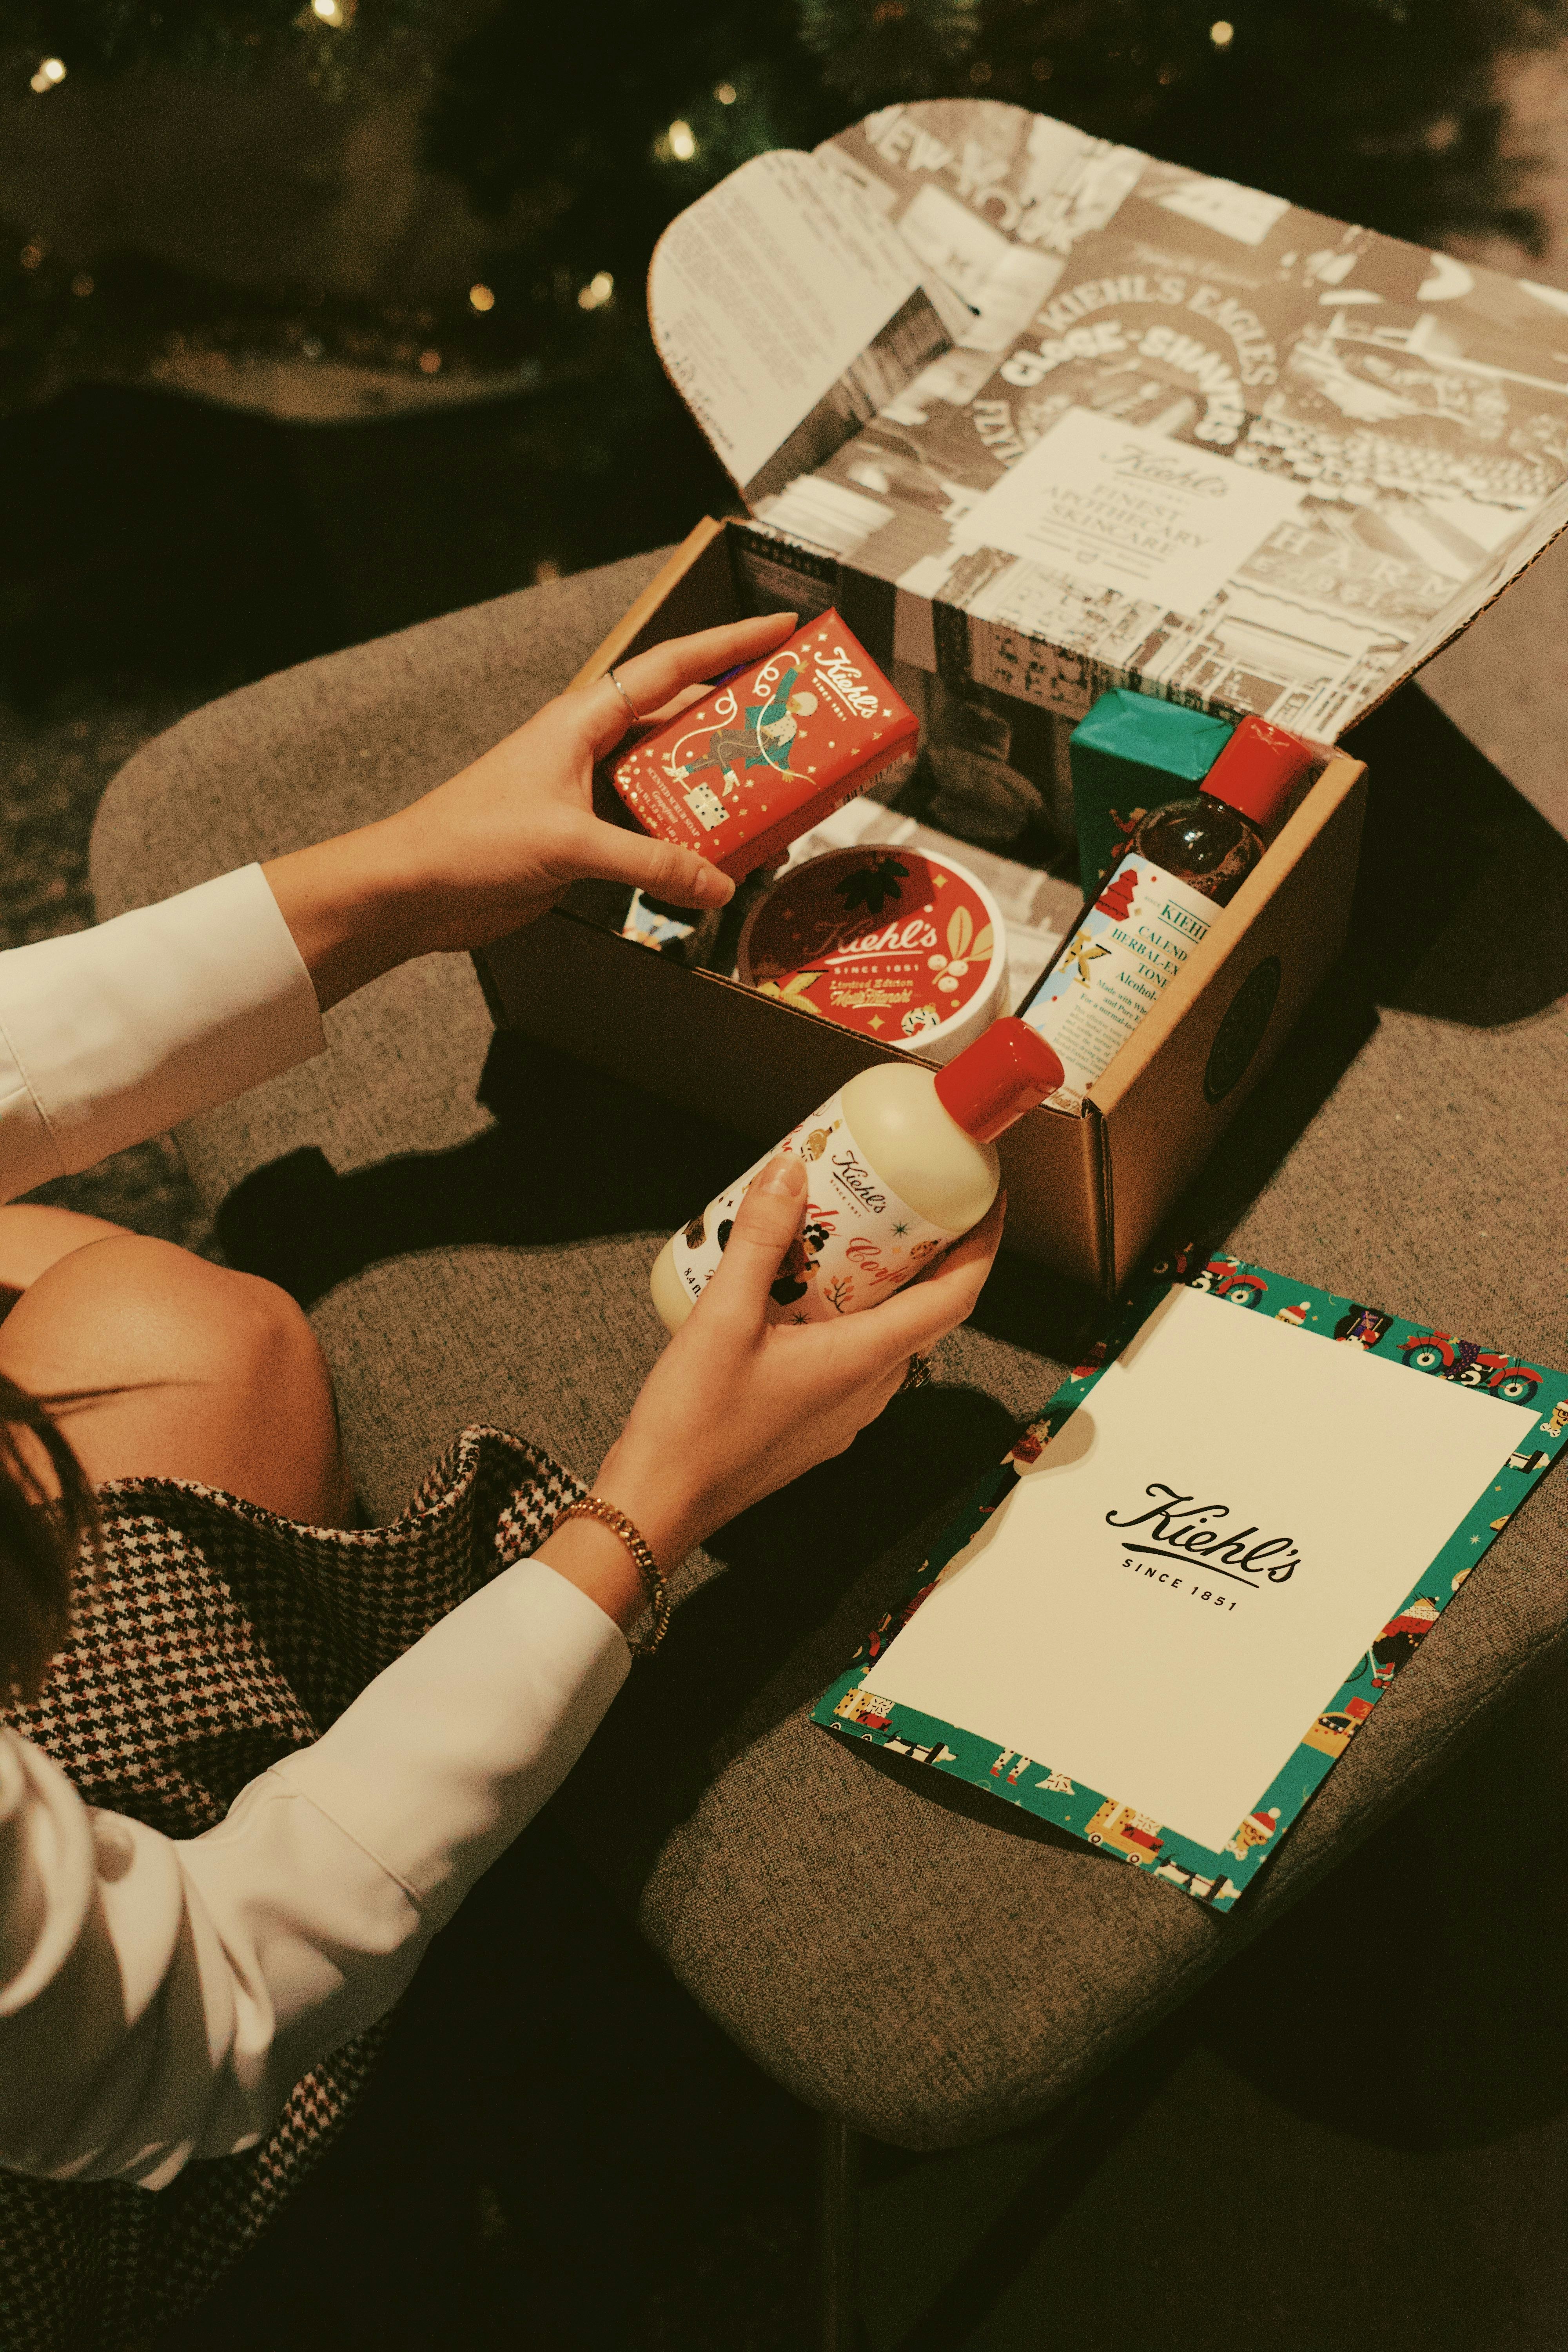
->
(0, 612), (1001, 2346)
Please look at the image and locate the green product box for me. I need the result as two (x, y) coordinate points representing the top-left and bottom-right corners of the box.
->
(1070, 690), (1236, 893)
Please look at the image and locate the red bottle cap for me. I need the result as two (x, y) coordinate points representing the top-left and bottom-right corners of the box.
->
(934, 1018), (1064, 1143)
(1200, 715), (1314, 830)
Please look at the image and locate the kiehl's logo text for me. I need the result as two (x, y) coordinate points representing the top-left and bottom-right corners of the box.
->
(818, 913), (940, 963)
(1160, 899), (1209, 941)
(815, 645), (880, 719)
(830, 1147), (887, 1214)
(1105, 1483), (1299, 1586)
(1103, 444), (1227, 497)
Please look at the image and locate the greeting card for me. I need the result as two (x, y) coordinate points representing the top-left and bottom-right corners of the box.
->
(814, 1254), (1568, 1906)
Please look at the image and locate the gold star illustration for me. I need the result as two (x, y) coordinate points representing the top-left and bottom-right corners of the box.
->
(1064, 931), (1110, 983)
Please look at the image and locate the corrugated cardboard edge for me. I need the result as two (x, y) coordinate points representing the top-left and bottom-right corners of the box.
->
(568, 516), (731, 691)
(1359, 502), (1568, 735)
(1095, 751), (1368, 1291)
(645, 224), (751, 506)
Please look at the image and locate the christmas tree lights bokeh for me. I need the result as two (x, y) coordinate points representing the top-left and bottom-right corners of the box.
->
(1, 0), (1563, 419)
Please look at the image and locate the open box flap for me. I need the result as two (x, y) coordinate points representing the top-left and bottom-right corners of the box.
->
(648, 147), (950, 501)
(650, 98), (1568, 741)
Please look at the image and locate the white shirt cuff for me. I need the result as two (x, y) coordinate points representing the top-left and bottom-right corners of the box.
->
(264, 1559), (630, 1924)
(0, 865), (324, 1198)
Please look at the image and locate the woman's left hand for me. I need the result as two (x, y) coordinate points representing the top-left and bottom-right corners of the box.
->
(263, 610), (797, 1009)
(534, 1156), (1004, 1634)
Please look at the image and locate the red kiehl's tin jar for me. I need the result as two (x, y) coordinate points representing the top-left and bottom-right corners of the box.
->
(737, 844), (1008, 1063)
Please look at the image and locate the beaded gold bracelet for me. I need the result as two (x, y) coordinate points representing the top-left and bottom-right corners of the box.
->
(550, 1496), (671, 1656)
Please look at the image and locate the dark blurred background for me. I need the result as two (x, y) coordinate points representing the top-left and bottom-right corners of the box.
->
(5, 0), (1568, 712)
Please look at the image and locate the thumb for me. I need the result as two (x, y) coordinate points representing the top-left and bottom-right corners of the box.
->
(705, 1155), (808, 1326)
(573, 815), (734, 912)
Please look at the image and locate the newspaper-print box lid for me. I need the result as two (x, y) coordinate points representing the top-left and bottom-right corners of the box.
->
(649, 101), (1568, 743)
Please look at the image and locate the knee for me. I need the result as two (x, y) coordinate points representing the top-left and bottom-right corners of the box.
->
(175, 1256), (326, 1395)
(107, 1249), (344, 1463)
(0, 1206), (135, 1296)
(0, 1240), (352, 1524)
(27, 1238), (321, 1399)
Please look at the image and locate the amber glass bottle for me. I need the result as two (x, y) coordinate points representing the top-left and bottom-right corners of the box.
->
(1129, 716), (1313, 905)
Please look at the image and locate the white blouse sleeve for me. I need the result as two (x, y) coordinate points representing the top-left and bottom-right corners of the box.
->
(0, 864), (634, 2187)
(0, 866), (325, 1202)
(0, 1561), (629, 2189)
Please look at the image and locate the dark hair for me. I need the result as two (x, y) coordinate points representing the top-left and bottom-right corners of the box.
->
(0, 1373), (99, 1707)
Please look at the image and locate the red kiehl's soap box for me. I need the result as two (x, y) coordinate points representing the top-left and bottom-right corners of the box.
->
(608, 611), (918, 881)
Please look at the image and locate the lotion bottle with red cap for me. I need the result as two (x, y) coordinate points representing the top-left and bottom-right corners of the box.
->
(650, 1018), (1063, 1332)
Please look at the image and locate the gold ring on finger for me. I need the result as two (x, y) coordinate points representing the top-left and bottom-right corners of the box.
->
(606, 667), (644, 724)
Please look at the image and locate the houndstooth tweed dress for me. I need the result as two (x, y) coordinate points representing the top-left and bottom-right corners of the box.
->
(0, 1423), (586, 2352)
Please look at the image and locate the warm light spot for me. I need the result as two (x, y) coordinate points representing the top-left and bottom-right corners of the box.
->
(667, 118), (697, 161)
(70, 272), (94, 298)
(417, 347), (441, 374)
(577, 270), (615, 310)
(1209, 19), (1234, 46)
(714, 82), (736, 104)
(468, 282), (495, 313)
(311, 0), (345, 22)
(19, 243), (43, 269)
(30, 57), (66, 91)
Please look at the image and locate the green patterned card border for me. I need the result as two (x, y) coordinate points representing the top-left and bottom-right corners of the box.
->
(812, 1248), (1568, 1910)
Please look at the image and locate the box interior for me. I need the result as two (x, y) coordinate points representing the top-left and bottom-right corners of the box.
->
(483, 517), (1366, 1297)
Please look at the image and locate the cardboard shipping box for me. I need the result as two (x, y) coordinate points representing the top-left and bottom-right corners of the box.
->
(483, 98), (1568, 1292)
(479, 516), (1365, 1296)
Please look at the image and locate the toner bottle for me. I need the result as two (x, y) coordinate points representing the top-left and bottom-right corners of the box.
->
(1018, 715), (1312, 1111)
(650, 1018), (1063, 1331)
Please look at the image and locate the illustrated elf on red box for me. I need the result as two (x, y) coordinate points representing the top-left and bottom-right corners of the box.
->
(610, 612), (918, 881)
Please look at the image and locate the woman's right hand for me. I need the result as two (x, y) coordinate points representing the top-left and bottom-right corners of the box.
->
(593, 1156), (1004, 1572)
(262, 611), (799, 1012)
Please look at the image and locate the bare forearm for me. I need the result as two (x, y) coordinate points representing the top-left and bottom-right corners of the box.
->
(260, 619), (791, 1014)
(261, 824), (419, 1014)
(530, 1434), (715, 1637)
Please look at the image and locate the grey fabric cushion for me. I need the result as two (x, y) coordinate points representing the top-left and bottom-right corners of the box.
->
(91, 562), (1568, 2152)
